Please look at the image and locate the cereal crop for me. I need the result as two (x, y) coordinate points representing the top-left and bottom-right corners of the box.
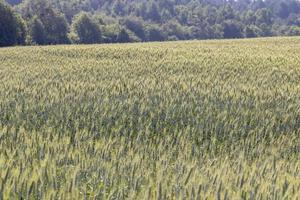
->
(0, 37), (300, 199)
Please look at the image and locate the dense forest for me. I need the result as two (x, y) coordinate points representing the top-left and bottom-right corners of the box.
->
(1, 0), (300, 46)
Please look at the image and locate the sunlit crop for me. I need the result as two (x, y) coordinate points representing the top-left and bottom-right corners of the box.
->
(0, 37), (300, 199)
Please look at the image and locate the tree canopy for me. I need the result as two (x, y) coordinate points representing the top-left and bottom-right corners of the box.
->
(0, 0), (25, 47)
(69, 12), (102, 44)
(2, 0), (300, 46)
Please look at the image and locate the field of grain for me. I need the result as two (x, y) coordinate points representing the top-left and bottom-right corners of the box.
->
(0, 37), (300, 199)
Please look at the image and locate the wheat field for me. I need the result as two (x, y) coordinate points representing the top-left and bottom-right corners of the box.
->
(0, 37), (300, 199)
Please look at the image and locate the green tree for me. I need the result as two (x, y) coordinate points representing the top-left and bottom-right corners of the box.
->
(217, 4), (235, 23)
(123, 17), (146, 41)
(44, 11), (69, 44)
(255, 8), (272, 25)
(69, 13), (102, 44)
(275, 2), (290, 19)
(20, 0), (69, 44)
(29, 15), (47, 44)
(112, 0), (125, 16)
(163, 20), (189, 40)
(242, 10), (256, 25)
(6, 0), (22, 5)
(0, 1), (26, 47)
(258, 23), (272, 37)
(244, 25), (258, 38)
(117, 28), (130, 43)
(286, 26), (300, 36)
(4, 0), (300, 44)
(146, 25), (165, 41)
(147, 2), (161, 22)
(223, 20), (243, 39)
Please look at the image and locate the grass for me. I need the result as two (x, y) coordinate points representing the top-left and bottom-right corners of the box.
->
(0, 37), (300, 199)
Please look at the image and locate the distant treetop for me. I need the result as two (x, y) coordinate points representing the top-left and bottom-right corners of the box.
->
(2, 0), (300, 46)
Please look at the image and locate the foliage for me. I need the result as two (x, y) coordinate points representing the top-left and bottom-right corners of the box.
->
(28, 15), (46, 44)
(6, 0), (21, 5)
(0, 0), (26, 47)
(122, 16), (146, 41)
(286, 26), (300, 36)
(69, 12), (102, 44)
(145, 24), (166, 41)
(18, 0), (69, 44)
(116, 28), (130, 43)
(2, 0), (300, 46)
(1, 37), (300, 199)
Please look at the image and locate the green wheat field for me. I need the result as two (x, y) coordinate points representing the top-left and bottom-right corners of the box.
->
(1, 37), (300, 199)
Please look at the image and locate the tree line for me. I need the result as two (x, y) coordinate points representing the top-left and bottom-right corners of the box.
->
(1, 0), (300, 47)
